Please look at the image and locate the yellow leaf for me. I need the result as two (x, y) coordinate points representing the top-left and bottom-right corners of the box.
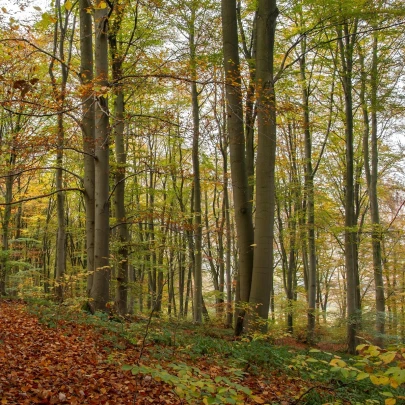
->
(370, 374), (390, 386)
(1, 6), (7, 13)
(329, 359), (347, 368)
(390, 378), (399, 389)
(385, 398), (396, 405)
(65, 0), (73, 10)
(381, 352), (396, 365)
(252, 396), (265, 404)
(33, 5), (41, 11)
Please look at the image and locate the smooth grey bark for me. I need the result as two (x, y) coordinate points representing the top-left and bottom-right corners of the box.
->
(299, 37), (316, 343)
(204, 189), (220, 299)
(219, 112), (233, 327)
(236, 2), (257, 205)
(90, 2), (111, 312)
(221, 0), (254, 335)
(170, 143), (188, 317)
(156, 180), (169, 312)
(337, 19), (360, 354)
(248, 0), (278, 328)
(189, 6), (203, 324)
(224, 166), (232, 327)
(110, 1), (129, 316)
(276, 190), (293, 334)
(49, 0), (75, 301)
(360, 34), (385, 347)
(80, 0), (96, 298)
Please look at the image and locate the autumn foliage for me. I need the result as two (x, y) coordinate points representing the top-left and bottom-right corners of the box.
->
(0, 300), (312, 405)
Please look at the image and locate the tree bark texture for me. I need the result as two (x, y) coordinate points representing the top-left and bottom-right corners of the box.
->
(80, 0), (96, 298)
(221, 0), (254, 335)
(248, 0), (278, 329)
(90, 2), (111, 312)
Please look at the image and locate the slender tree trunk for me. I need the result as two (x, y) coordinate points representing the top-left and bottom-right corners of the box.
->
(110, 3), (129, 316)
(220, 129), (233, 327)
(221, 0), (254, 335)
(90, 1), (111, 312)
(360, 34), (385, 347)
(0, 124), (18, 295)
(237, 2), (257, 205)
(80, 0), (96, 299)
(248, 0), (278, 329)
(189, 7), (203, 324)
(50, 1), (75, 301)
(337, 19), (360, 354)
(299, 39), (317, 343)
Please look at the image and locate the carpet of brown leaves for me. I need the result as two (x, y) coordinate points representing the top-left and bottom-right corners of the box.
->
(0, 300), (311, 404)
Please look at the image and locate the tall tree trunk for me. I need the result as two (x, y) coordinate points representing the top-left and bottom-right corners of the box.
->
(110, 1), (129, 316)
(220, 126), (233, 327)
(248, 0), (278, 329)
(221, 0), (254, 335)
(189, 6), (203, 324)
(90, 1), (111, 312)
(337, 19), (360, 354)
(299, 37), (317, 343)
(360, 33), (385, 347)
(50, 0), (75, 301)
(80, 0), (96, 298)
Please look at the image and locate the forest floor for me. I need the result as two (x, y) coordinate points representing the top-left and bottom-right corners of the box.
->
(0, 300), (354, 404)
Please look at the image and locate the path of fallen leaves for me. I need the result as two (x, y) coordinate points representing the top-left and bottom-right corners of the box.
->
(0, 300), (312, 405)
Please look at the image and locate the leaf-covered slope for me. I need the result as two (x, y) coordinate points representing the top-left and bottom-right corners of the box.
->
(0, 301), (140, 404)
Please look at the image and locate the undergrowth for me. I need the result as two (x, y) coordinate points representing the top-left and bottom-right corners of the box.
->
(22, 298), (405, 405)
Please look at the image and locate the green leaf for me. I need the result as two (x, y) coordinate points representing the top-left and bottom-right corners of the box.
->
(122, 364), (133, 371)
(356, 372), (370, 381)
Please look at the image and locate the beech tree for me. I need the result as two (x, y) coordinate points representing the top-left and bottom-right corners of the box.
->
(79, 0), (96, 300)
(90, 0), (111, 312)
(248, 0), (278, 328)
(221, 0), (254, 334)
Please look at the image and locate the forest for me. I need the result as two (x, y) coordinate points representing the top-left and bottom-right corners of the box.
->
(1, 0), (405, 403)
